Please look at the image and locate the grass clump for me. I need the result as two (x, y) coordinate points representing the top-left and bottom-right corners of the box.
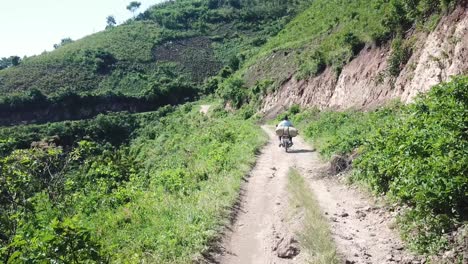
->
(288, 169), (339, 263)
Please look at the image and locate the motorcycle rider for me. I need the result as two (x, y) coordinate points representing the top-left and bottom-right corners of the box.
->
(277, 115), (294, 147)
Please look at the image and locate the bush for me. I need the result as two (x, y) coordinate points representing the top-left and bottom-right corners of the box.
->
(238, 104), (256, 119)
(297, 50), (326, 79)
(217, 76), (249, 108)
(354, 77), (468, 252)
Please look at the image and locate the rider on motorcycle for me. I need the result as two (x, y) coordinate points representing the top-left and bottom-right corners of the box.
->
(277, 115), (294, 146)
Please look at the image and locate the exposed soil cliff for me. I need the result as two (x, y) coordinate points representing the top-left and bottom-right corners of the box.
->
(256, 5), (468, 112)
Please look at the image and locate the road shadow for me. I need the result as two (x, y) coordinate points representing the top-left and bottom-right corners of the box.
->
(288, 149), (316, 153)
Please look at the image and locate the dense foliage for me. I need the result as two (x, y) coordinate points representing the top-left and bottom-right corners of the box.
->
(285, 77), (467, 254)
(354, 76), (467, 253)
(0, 102), (266, 262)
(0, 64), (196, 125)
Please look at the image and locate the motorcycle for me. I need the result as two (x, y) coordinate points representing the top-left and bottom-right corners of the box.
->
(280, 136), (293, 152)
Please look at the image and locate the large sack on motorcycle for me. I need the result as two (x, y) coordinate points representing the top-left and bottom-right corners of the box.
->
(275, 126), (298, 137)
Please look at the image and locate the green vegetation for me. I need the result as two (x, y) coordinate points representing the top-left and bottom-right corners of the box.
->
(1, 0), (465, 261)
(0, 0), (313, 125)
(284, 77), (468, 254)
(277, 103), (401, 158)
(0, 64), (196, 125)
(237, 0), (457, 83)
(288, 169), (339, 264)
(0, 102), (267, 262)
(354, 77), (467, 254)
(0, 56), (21, 70)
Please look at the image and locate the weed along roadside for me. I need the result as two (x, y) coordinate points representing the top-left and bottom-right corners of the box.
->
(287, 169), (339, 264)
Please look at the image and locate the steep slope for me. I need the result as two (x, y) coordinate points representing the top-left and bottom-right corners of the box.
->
(261, 5), (468, 111)
(232, 0), (468, 112)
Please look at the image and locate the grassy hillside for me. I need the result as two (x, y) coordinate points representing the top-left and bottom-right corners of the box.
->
(234, 0), (459, 87)
(0, 0), (313, 124)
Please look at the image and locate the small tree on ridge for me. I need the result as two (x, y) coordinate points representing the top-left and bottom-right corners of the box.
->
(106, 15), (117, 29)
(127, 1), (141, 18)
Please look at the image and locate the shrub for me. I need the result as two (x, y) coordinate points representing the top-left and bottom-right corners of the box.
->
(388, 35), (413, 77)
(297, 50), (326, 79)
(354, 77), (468, 252)
(343, 32), (365, 56)
(217, 76), (249, 108)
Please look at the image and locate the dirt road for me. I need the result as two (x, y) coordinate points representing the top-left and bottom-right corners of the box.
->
(217, 126), (417, 264)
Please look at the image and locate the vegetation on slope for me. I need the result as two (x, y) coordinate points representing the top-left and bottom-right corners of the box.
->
(283, 76), (467, 255)
(0, 102), (266, 262)
(288, 169), (339, 263)
(235, 0), (459, 87)
(0, 64), (196, 125)
(0, 0), (313, 125)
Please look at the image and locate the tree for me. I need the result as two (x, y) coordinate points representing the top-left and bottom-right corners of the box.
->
(10, 56), (20, 66)
(0, 56), (21, 70)
(106, 15), (117, 29)
(0, 57), (10, 70)
(53, 38), (73, 49)
(126, 1), (141, 18)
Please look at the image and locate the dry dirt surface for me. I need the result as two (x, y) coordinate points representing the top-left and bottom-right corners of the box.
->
(214, 126), (419, 264)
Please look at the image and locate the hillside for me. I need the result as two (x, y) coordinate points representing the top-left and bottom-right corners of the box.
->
(235, 0), (468, 111)
(0, 0), (312, 125)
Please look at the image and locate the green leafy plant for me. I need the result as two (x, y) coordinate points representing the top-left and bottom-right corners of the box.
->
(283, 77), (467, 254)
